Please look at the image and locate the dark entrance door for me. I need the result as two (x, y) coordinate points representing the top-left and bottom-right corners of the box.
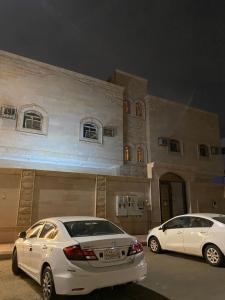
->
(159, 173), (187, 223)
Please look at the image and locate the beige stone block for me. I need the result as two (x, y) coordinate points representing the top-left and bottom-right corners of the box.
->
(18, 207), (32, 215)
(21, 182), (34, 189)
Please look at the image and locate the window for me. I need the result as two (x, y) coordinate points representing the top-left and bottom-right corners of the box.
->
(26, 222), (44, 239)
(164, 217), (190, 229)
(199, 144), (209, 157)
(17, 104), (48, 135)
(135, 102), (143, 117)
(169, 139), (181, 153)
(124, 145), (130, 161)
(63, 220), (123, 237)
(213, 216), (225, 224)
(123, 100), (131, 114)
(189, 217), (213, 228)
(23, 111), (42, 131)
(39, 223), (58, 239)
(83, 122), (98, 140)
(80, 118), (103, 143)
(136, 145), (144, 162)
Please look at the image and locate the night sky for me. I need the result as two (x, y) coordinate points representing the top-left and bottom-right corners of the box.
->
(0, 0), (225, 137)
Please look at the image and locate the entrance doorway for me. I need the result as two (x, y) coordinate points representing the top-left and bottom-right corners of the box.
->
(159, 173), (187, 223)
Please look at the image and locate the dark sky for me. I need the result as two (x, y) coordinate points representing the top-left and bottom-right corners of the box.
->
(0, 0), (225, 137)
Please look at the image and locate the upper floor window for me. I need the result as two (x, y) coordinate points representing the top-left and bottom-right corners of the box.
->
(169, 139), (180, 153)
(199, 144), (209, 157)
(83, 122), (98, 140)
(17, 104), (48, 135)
(123, 99), (131, 114)
(124, 145), (130, 161)
(23, 111), (42, 131)
(135, 102), (143, 117)
(80, 118), (103, 144)
(136, 145), (144, 162)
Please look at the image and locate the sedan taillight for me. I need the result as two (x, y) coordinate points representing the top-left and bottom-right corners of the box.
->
(63, 244), (97, 260)
(127, 240), (143, 256)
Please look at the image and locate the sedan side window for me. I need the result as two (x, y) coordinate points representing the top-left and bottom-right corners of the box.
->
(165, 217), (190, 230)
(189, 217), (213, 228)
(39, 223), (58, 239)
(26, 223), (44, 239)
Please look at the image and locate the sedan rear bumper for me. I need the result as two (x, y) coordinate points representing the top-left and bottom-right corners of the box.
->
(54, 258), (147, 295)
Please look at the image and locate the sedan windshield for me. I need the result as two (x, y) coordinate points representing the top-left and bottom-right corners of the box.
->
(213, 217), (225, 225)
(63, 220), (124, 237)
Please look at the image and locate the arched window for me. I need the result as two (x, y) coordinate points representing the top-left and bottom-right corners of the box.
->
(17, 104), (48, 135)
(80, 118), (103, 144)
(23, 111), (43, 131)
(123, 99), (131, 114)
(169, 139), (181, 153)
(135, 102), (143, 117)
(124, 145), (130, 161)
(199, 144), (209, 157)
(136, 145), (144, 162)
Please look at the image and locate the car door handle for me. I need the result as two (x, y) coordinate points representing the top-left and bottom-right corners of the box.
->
(200, 231), (207, 234)
(177, 231), (183, 234)
(42, 245), (48, 250)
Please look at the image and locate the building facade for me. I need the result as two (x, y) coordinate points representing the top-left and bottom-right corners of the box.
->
(0, 50), (224, 242)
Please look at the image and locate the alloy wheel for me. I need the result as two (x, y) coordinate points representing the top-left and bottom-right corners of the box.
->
(206, 247), (220, 264)
(150, 239), (158, 252)
(42, 270), (52, 300)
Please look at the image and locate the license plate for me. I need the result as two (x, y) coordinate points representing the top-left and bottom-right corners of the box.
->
(104, 248), (121, 260)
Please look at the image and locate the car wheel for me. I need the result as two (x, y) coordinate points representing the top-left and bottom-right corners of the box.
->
(41, 266), (57, 300)
(149, 236), (161, 253)
(12, 249), (21, 275)
(204, 244), (224, 267)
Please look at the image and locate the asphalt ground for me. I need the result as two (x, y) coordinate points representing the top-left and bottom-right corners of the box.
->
(1, 248), (225, 300)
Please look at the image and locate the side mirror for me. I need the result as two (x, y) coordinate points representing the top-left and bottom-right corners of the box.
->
(18, 231), (26, 239)
(159, 225), (166, 232)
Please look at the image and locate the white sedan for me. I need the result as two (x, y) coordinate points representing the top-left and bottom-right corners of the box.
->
(12, 216), (147, 300)
(147, 213), (225, 267)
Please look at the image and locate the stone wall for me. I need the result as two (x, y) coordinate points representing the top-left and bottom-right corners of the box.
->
(0, 168), (150, 243)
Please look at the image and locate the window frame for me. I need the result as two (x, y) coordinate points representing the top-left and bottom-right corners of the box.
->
(80, 118), (103, 144)
(169, 139), (181, 154)
(17, 104), (48, 135)
(198, 144), (210, 158)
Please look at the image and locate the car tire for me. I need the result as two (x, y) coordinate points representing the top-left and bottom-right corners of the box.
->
(12, 249), (21, 275)
(204, 244), (224, 267)
(149, 236), (162, 254)
(41, 266), (58, 300)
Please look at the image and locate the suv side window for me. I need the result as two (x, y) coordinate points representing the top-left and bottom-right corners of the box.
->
(26, 223), (44, 239)
(165, 217), (190, 230)
(39, 223), (58, 239)
(189, 217), (213, 228)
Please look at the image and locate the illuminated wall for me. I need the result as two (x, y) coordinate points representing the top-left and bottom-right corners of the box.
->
(0, 51), (124, 175)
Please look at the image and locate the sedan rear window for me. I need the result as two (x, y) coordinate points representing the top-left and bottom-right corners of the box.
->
(213, 217), (225, 224)
(64, 220), (124, 237)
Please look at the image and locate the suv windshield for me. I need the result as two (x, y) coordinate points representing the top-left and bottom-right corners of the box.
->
(63, 220), (124, 237)
(213, 217), (225, 225)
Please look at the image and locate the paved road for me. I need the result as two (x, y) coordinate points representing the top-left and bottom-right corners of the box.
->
(1, 248), (225, 300)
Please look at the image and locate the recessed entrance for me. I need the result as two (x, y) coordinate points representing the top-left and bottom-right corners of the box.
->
(159, 173), (187, 223)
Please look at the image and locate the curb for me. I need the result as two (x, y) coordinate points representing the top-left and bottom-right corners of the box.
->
(0, 253), (11, 260)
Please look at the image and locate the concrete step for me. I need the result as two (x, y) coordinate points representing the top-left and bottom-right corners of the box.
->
(0, 243), (13, 260)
